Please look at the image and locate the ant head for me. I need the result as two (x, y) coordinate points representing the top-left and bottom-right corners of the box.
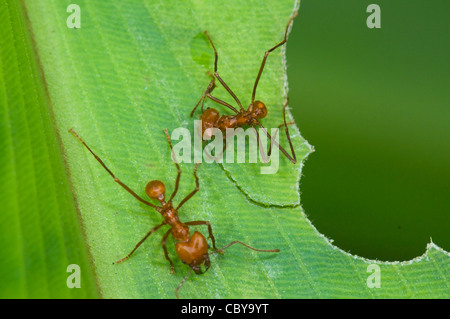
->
(249, 100), (267, 119)
(176, 231), (211, 275)
(145, 180), (166, 202)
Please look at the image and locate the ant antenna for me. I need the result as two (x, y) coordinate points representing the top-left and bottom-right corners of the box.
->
(175, 241), (279, 298)
(68, 128), (158, 208)
(175, 268), (194, 299)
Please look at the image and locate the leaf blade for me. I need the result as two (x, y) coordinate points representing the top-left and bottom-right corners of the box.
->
(17, 0), (450, 299)
(0, 0), (99, 298)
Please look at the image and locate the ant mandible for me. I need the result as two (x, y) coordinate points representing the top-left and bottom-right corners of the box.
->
(69, 128), (279, 298)
(190, 13), (298, 164)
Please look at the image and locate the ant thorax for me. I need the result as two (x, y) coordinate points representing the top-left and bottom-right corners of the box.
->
(218, 112), (251, 130)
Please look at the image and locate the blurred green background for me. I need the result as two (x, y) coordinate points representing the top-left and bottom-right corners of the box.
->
(287, 0), (449, 261)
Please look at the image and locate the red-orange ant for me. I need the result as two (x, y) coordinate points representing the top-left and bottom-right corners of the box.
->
(190, 13), (298, 164)
(69, 128), (279, 298)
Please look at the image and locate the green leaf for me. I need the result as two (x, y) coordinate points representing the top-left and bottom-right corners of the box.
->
(3, 0), (448, 299)
(0, 0), (98, 298)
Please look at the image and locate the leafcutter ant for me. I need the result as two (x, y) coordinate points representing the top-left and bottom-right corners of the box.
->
(69, 128), (279, 297)
(191, 13), (298, 164)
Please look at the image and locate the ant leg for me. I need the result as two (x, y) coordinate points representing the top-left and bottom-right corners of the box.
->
(161, 227), (175, 273)
(251, 124), (270, 163)
(203, 137), (227, 162)
(251, 12), (298, 103)
(175, 163), (200, 210)
(266, 99), (296, 159)
(267, 99), (296, 162)
(280, 98), (296, 163)
(69, 129), (158, 208)
(204, 31), (219, 74)
(201, 73), (217, 114)
(190, 72), (216, 117)
(206, 93), (239, 114)
(204, 31), (244, 111)
(197, 31), (242, 115)
(185, 220), (218, 250)
(254, 121), (297, 164)
(270, 121), (295, 150)
(163, 129), (182, 203)
(214, 73), (244, 111)
(252, 124), (272, 163)
(204, 129), (237, 162)
(115, 222), (166, 264)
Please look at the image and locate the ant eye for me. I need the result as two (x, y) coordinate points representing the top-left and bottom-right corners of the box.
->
(181, 260), (186, 264)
